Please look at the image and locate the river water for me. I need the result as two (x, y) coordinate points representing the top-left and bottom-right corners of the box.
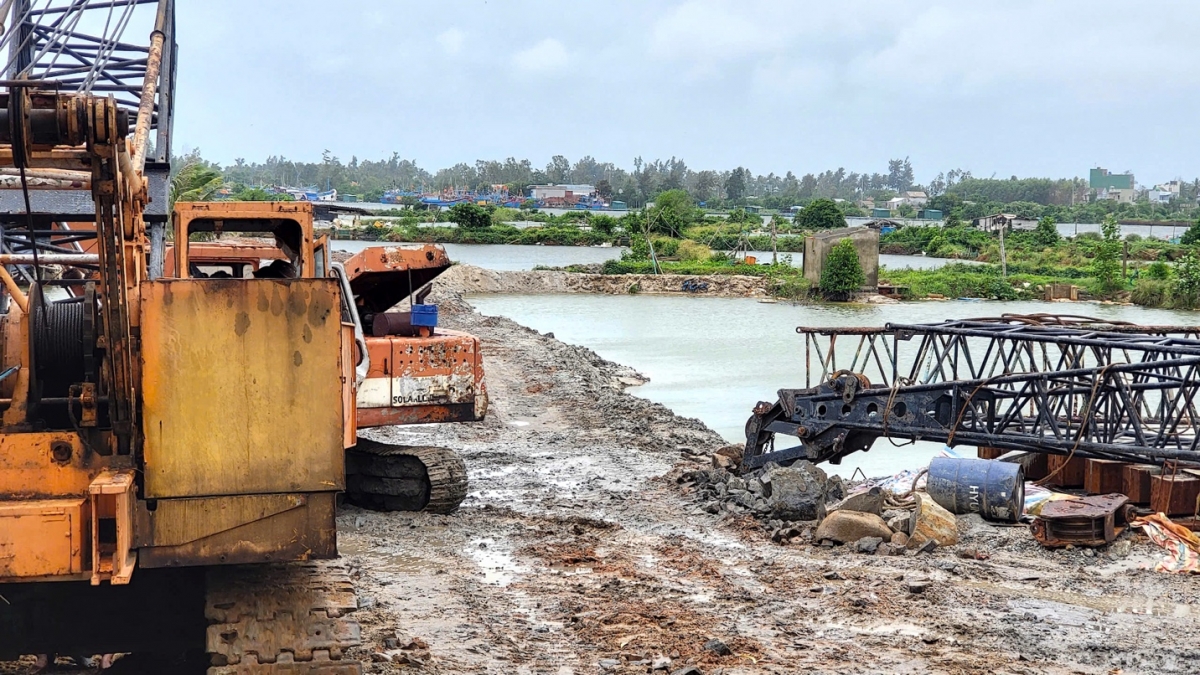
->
(331, 240), (960, 271)
(468, 294), (1200, 479)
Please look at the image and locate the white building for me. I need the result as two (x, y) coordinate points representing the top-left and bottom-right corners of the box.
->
(973, 213), (1038, 233)
(1099, 188), (1136, 204)
(900, 190), (928, 207)
(530, 184), (595, 201)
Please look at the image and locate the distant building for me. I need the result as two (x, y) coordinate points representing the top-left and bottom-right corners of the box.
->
(1156, 180), (1182, 195)
(1149, 181), (1182, 204)
(1105, 188), (1136, 204)
(900, 190), (928, 207)
(530, 184), (596, 204)
(1090, 167), (1135, 190)
(1090, 167), (1135, 202)
(973, 213), (1038, 232)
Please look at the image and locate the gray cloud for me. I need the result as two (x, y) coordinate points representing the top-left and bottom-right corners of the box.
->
(175, 0), (1198, 183)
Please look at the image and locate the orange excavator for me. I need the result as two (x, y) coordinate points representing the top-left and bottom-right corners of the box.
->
(0, 1), (485, 670)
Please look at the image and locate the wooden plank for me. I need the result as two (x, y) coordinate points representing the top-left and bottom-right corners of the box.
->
(1150, 474), (1200, 516)
(1123, 464), (1160, 504)
(1046, 455), (1087, 488)
(1084, 459), (1126, 495)
(976, 446), (1003, 460)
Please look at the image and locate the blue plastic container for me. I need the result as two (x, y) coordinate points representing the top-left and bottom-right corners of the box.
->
(926, 457), (1024, 522)
(411, 304), (438, 328)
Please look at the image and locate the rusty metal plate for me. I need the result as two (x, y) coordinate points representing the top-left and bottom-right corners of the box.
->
(140, 279), (345, 499)
(1040, 493), (1129, 520)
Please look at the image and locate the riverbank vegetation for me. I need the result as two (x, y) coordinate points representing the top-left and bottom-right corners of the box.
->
(171, 150), (1200, 308)
(333, 190), (1200, 308)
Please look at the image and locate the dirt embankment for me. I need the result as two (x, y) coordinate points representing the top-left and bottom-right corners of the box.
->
(340, 293), (1200, 675)
(437, 263), (771, 298)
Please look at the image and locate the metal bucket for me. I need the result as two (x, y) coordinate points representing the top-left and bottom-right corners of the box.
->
(927, 457), (1025, 522)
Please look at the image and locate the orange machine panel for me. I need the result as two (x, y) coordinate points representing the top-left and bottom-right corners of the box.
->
(0, 432), (107, 499)
(0, 498), (88, 580)
(356, 329), (484, 428)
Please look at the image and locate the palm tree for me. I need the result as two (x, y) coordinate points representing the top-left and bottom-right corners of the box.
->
(169, 162), (223, 209)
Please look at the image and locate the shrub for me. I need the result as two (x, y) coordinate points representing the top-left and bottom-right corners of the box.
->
(795, 198), (846, 231)
(1091, 215), (1123, 295)
(490, 207), (520, 225)
(648, 189), (699, 236)
(1146, 261), (1172, 280)
(677, 239), (711, 262)
(1181, 219), (1200, 246)
(650, 236), (679, 257)
(820, 239), (866, 300)
(1131, 279), (1171, 307)
(772, 275), (811, 301)
(1174, 250), (1200, 309)
(591, 214), (618, 235)
(449, 203), (492, 230)
(1033, 217), (1060, 247)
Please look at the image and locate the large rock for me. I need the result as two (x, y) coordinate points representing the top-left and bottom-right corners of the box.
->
(765, 462), (828, 521)
(828, 487), (883, 515)
(814, 510), (893, 544)
(908, 492), (958, 549)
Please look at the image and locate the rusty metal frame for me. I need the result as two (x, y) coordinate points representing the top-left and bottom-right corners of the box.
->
(172, 201), (317, 278)
(746, 316), (1200, 471)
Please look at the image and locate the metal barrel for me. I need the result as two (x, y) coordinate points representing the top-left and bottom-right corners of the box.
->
(926, 457), (1025, 522)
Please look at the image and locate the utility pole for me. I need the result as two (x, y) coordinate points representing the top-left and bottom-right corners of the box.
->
(771, 216), (778, 265)
(998, 222), (1007, 278)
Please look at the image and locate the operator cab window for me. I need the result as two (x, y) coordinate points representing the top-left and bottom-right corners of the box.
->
(180, 218), (309, 280)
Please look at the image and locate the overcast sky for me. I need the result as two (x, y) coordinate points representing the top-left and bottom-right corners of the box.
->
(175, 0), (1196, 184)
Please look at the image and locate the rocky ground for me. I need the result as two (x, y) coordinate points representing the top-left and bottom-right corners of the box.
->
(338, 288), (1200, 674)
(435, 264), (772, 298)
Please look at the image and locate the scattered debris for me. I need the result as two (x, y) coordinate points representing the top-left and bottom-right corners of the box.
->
(855, 536), (884, 554)
(703, 638), (733, 656)
(1132, 513), (1200, 573)
(906, 578), (931, 594)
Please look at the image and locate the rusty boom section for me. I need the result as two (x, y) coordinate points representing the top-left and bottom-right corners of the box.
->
(744, 314), (1200, 472)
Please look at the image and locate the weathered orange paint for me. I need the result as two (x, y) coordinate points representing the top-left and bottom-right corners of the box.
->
(0, 497), (89, 580)
(0, 432), (117, 499)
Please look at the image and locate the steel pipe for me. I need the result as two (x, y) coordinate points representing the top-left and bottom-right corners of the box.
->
(0, 253), (97, 264)
(130, 29), (165, 170)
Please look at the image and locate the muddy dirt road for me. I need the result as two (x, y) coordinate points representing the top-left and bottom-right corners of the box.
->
(341, 291), (1199, 675)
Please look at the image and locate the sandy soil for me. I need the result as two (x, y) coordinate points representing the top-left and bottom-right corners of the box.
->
(339, 289), (1200, 675)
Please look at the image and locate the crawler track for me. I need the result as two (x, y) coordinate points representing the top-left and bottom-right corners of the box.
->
(205, 561), (362, 674)
(344, 440), (468, 514)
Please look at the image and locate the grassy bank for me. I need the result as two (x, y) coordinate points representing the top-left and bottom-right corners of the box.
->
(879, 263), (1084, 301)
